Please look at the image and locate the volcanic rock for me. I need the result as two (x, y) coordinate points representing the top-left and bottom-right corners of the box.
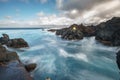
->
(7, 38), (29, 48)
(116, 50), (120, 70)
(0, 34), (29, 48)
(95, 17), (120, 46)
(0, 44), (36, 80)
(56, 24), (83, 40)
(25, 63), (37, 72)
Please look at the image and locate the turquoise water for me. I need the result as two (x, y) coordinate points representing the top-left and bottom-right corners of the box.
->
(0, 29), (119, 80)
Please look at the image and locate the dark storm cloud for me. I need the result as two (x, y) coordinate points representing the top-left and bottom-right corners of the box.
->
(60, 0), (109, 11)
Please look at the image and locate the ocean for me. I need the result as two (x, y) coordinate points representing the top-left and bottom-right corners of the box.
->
(0, 29), (119, 80)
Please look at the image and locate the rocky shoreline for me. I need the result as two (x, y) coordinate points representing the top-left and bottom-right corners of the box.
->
(0, 34), (36, 80)
(0, 34), (29, 48)
(48, 17), (120, 71)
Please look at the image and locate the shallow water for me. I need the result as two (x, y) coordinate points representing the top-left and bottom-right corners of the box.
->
(0, 29), (119, 80)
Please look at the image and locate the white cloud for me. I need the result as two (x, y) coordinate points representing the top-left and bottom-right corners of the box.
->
(0, 0), (120, 27)
(57, 0), (120, 24)
(36, 12), (45, 17)
(56, 0), (63, 9)
(4, 16), (12, 19)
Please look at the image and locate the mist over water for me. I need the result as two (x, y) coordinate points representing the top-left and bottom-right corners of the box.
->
(0, 29), (119, 80)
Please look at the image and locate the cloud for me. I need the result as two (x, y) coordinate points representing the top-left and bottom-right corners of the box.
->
(0, 0), (120, 27)
(56, 0), (63, 9)
(59, 0), (108, 12)
(36, 12), (45, 17)
(56, 0), (120, 24)
(4, 16), (12, 19)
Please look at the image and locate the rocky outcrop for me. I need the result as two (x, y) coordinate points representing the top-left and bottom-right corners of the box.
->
(57, 24), (84, 40)
(0, 34), (29, 48)
(0, 34), (10, 45)
(48, 29), (57, 32)
(0, 45), (36, 80)
(95, 17), (120, 46)
(116, 50), (120, 70)
(7, 38), (29, 48)
(25, 63), (37, 72)
(55, 24), (95, 40)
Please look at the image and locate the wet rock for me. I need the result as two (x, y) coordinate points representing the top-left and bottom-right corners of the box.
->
(7, 38), (29, 48)
(55, 24), (96, 40)
(95, 17), (120, 46)
(0, 45), (36, 80)
(0, 34), (29, 48)
(0, 61), (33, 80)
(48, 29), (57, 32)
(116, 50), (120, 70)
(0, 34), (10, 45)
(25, 63), (37, 72)
(56, 28), (68, 35)
(56, 24), (84, 40)
(79, 24), (96, 37)
(0, 45), (19, 63)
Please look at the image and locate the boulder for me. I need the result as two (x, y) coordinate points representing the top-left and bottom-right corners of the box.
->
(25, 63), (37, 72)
(56, 24), (84, 40)
(0, 34), (29, 48)
(0, 44), (36, 80)
(95, 17), (120, 46)
(0, 45), (19, 62)
(0, 61), (33, 80)
(7, 38), (29, 48)
(55, 24), (96, 40)
(0, 34), (10, 45)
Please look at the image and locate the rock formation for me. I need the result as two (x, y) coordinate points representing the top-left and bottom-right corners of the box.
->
(0, 34), (29, 48)
(116, 50), (120, 70)
(95, 17), (120, 46)
(0, 44), (36, 80)
(55, 24), (96, 40)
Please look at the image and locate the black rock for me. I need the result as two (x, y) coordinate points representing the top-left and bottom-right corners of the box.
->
(7, 38), (29, 48)
(95, 17), (120, 46)
(116, 50), (120, 70)
(56, 24), (83, 40)
(0, 34), (29, 48)
(0, 34), (10, 45)
(25, 63), (37, 72)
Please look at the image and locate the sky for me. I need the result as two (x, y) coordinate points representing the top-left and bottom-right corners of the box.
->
(0, 0), (120, 27)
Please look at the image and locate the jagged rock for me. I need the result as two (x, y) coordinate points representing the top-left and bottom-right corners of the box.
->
(78, 24), (96, 37)
(0, 44), (6, 52)
(48, 29), (57, 32)
(25, 63), (37, 72)
(56, 24), (84, 40)
(0, 34), (10, 45)
(56, 28), (68, 35)
(0, 44), (36, 80)
(0, 61), (33, 80)
(7, 38), (29, 48)
(95, 17), (120, 46)
(55, 24), (96, 40)
(116, 50), (120, 70)
(0, 45), (19, 62)
(0, 34), (29, 48)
